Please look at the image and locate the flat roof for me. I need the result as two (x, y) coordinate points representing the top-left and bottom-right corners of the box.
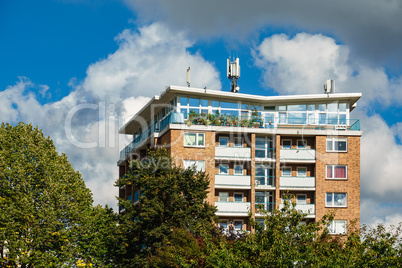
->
(120, 85), (362, 134)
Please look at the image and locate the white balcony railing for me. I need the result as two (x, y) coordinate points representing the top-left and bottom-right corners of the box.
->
(215, 147), (251, 159)
(215, 202), (251, 216)
(279, 176), (315, 188)
(215, 175), (251, 188)
(280, 149), (315, 161)
(279, 203), (315, 216)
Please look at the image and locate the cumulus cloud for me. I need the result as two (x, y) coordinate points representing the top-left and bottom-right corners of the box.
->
(124, 0), (402, 64)
(254, 33), (402, 106)
(0, 23), (221, 209)
(80, 22), (221, 103)
(253, 32), (402, 226)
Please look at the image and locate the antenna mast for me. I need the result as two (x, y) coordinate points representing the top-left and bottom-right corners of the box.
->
(227, 57), (240, 93)
(186, 67), (191, 87)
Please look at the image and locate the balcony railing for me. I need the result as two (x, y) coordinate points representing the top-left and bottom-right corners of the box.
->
(215, 146), (251, 159)
(215, 174), (251, 188)
(255, 176), (275, 187)
(279, 176), (315, 188)
(184, 113), (360, 131)
(280, 149), (316, 161)
(119, 112), (184, 161)
(215, 202), (251, 215)
(279, 203), (315, 215)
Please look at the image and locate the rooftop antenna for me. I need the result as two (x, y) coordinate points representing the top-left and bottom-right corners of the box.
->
(324, 79), (335, 94)
(186, 67), (191, 87)
(227, 57), (240, 93)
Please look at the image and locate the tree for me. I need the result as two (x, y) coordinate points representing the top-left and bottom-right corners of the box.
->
(0, 122), (119, 267)
(115, 149), (218, 266)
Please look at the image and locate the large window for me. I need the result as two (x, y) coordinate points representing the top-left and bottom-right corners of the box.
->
(233, 220), (243, 230)
(297, 140), (307, 149)
(184, 132), (205, 147)
(219, 137), (228, 146)
(282, 139), (291, 149)
(326, 137), (347, 152)
(297, 167), (307, 177)
(234, 193), (244, 202)
(234, 137), (243, 147)
(219, 220), (228, 231)
(183, 160), (205, 172)
(256, 165), (274, 186)
(255, 137), (274, 158)
(282, 167), (292, 177)
(234, 165), (243, 175)
(328, 220), (347, 235)
(327, 165), (347, 179)
(296, 194), (307, 204)
(219, 164), (229, 174)
(326, 193), (347, 207)
(219, 192), (229, 202)
(255, 192), (274, 212)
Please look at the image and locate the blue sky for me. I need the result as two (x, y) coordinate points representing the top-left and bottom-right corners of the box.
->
(1, 0), (402, 226)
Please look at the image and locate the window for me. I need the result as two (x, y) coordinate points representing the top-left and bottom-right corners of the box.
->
(234, 165), (243, 175)
(297, 140), (307, 149)
(219, 192), (229, 202)
(184, 132), (205, 147)
(183, 160), (205, 172)
(234, 137), (243, 147)
(297, 167), (307, 177)
(326, 193), (347, 207)
(327, 165), (347, 179)
(219, 137), (228, 146)
(326, 137), (347, 152)
(233, 220), (243, 230)
(296, 194), (307, 204)
(234, 193), (243, 202)
(282, 139), (291, 149)
(282, 167), (292, 177)
(279, 112), (287, 124)
(328, 220), (347, 235)
(219, 164), (229, 174)
(255, 137), (274, 158)
(219, 220), (228, 231)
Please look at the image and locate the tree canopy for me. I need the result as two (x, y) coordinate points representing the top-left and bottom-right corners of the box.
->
(114, 149), (218, 265)
(0, 122), (119, 267)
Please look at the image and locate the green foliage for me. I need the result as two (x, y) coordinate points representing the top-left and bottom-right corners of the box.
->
(0, 122), (119, 267)
(115, 149), (218, 265)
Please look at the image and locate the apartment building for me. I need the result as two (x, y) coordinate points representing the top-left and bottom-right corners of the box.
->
(118, 85), (361, 234)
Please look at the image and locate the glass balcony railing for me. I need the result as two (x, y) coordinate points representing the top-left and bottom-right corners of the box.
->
(119, 111), (360, 161)
(119, 112), (184, 161)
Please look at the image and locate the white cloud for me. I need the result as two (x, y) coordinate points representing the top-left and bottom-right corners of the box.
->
(124, 0), (402, 64)
(80, 23), (221, 103)
(0, 23), (221, 209)
(253, 33), (402, 225)
(359, 112), (402, 202)
(254, 33), (402, 106)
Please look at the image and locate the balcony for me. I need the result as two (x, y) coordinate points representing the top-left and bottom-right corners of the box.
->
(280, 149), (315, 162)
(279, 203), (315, 217)
(215, 202), (251, 216)
(215, 175), (251, 189)
(279, 176), (315, 190)
(119, 112), (184, 161)
(185, 113), (360, 131)
(215, 146), (251, 160)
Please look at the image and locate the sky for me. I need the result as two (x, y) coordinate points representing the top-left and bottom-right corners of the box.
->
(1, 0), (402, 227)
